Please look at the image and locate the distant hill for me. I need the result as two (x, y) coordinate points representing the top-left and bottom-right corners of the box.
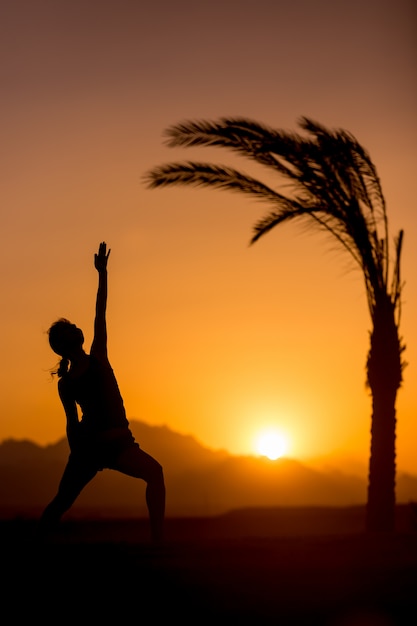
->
(0, 420), (416, 518)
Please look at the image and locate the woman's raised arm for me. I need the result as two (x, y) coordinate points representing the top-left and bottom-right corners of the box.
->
(91, 241), (111, 360)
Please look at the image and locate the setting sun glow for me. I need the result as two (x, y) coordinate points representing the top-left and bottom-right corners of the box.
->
(255, 429), (289, 460)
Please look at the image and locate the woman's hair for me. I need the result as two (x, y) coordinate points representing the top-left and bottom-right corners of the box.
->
(53, 357), (70, 378)
(48, 318), (80, 378)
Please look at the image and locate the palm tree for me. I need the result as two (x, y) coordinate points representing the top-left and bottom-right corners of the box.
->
(145, 116), (405, 532)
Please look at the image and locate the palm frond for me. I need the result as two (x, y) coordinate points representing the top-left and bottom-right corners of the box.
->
(165, 117), (307, 180)
(300, 117), (387, 230)
(145, 161), (296, 207)
(251, 202), (363, 267)
(391, 229), (404, 316)
(165, 117), (285, 152)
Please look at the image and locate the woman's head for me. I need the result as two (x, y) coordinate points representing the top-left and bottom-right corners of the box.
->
(48, 318), (84, 357)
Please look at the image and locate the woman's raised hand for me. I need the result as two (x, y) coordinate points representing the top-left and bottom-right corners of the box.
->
(94, 241), (111, 272)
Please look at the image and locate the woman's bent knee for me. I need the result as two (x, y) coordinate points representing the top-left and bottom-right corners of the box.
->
(147, 459), (164, 485)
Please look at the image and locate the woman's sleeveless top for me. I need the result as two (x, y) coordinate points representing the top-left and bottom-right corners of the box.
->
(68, 355), (130, 434)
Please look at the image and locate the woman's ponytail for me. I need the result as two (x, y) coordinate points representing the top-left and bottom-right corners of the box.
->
(52, 357), (69, 378)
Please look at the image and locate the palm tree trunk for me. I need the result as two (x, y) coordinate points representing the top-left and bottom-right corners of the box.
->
(367, 389), (397, 532)
(366, 298), (402, 532)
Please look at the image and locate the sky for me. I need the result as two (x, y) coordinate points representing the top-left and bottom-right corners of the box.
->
(1, 0), (416, 475)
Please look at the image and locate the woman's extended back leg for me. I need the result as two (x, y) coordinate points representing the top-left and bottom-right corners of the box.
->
(39, 454), (98, 530)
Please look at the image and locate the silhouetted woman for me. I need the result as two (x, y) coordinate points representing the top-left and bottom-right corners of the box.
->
(40, 242), (165, 542)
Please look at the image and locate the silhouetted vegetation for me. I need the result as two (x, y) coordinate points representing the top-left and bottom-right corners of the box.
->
(146, 116), (406, 532)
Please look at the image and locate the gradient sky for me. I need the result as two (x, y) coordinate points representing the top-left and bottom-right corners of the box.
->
(1, 0), (416, 474)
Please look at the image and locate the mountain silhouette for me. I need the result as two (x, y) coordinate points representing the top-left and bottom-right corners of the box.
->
(0, 420), (416, 518)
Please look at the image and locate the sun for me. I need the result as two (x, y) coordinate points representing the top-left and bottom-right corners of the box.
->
(255, 429), (289, 460)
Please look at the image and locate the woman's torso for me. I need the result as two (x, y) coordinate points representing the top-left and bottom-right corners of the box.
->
(68, 355), (130, 434)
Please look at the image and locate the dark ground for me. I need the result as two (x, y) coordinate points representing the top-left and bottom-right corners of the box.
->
(1, 506), (416, 625)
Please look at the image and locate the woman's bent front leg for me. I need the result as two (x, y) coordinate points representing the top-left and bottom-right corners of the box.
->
(111, 445), (166, 543)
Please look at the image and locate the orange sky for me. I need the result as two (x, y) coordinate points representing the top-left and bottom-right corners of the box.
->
(1, 0), (416, 475)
